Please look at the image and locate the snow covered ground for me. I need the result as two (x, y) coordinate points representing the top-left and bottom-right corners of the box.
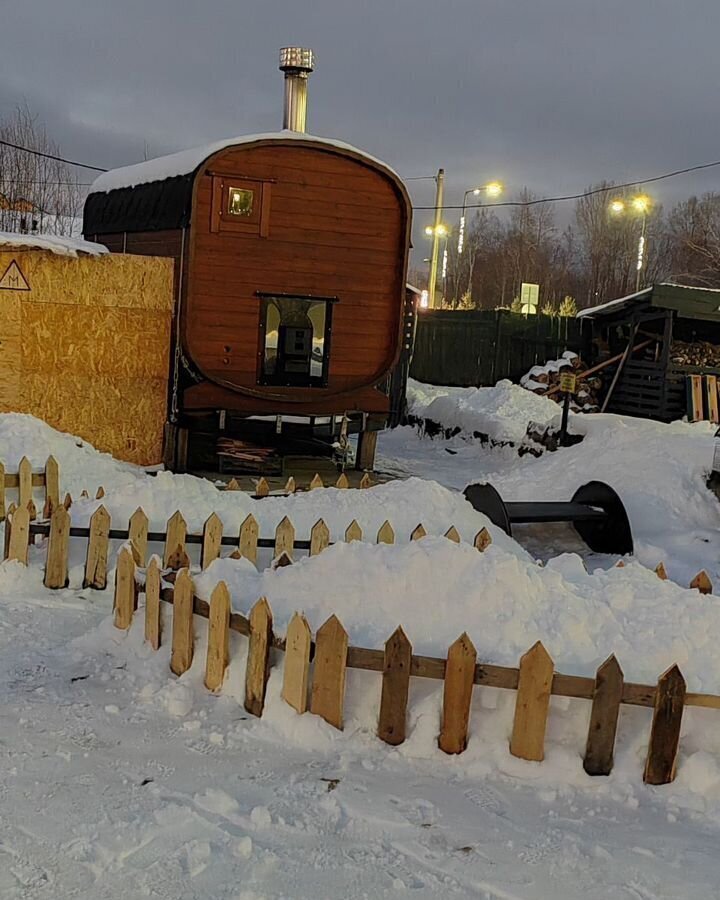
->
(3, 400), (720, 897)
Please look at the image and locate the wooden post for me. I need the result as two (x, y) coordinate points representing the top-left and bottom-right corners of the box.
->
(255, 477), (270, 498)
(95, 486), (105, 500)
(439, 633), (477, 754)
(583, 654), (624, 776)
(655, 561), (668, 580)
(510, 641), (554, 762)
(474, 527), (492, 551)
(163, 510), (187, 569)
(359, 473), (373, 489)
(63, 493), (72, 510)
(335, 473), (349, 489)
(128, 507), (149, 566)
(356, 429), (378, 471)
(345, 520), (362, 542)
(274, 516), (295, 560)
(690, 570), (712, 594)
(309, 473), (324, 490)
(113, 547), (136, 630)
(410, 524), (427, 541)
(226, 478), (240, 491)
(3, 503), (16, 559)
(310, 614), (349, 729)
(0, 462), (5, 522)
(378, 626), (413, 746)
(309, 518), (330, 556)
(284, 476), (296, 494)
(282, 612), (312, 714)
(205, 581), (231, 692)
(377, 521), (395, 545)
(170, 569), (194, 676)
(644, 664), (686, 785)
(18, 457), (32, 511)
(444, 525), (461, 543)
(201, 512), (223, 569)
(7, 505), (29, 564)
(44, 505), (71, 589)
(245, 597), (273, 716)
(144, 556), (162, 650)
(44, 456), (60, 510)
(83, 504), (111, 590)
(238, 513), (259, 565)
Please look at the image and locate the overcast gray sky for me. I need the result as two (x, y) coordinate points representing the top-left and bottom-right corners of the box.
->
(2, 0), (719, 232)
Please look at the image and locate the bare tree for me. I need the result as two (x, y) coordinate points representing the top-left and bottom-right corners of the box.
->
(0, 103), (82, 235)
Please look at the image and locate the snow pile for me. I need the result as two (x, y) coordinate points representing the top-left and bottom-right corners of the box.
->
(0, 231), (108, 257)
(407, 378), (560, 443)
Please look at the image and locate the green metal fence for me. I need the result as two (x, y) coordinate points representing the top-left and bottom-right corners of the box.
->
(409, 310), (589, 387)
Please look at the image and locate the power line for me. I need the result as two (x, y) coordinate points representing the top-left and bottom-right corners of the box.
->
(412, 158), (720, 210)
(0, 138), (107, 172)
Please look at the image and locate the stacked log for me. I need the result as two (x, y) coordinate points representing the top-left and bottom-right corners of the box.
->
(670, 341), (720, 369)
(520, 352), (601, 412)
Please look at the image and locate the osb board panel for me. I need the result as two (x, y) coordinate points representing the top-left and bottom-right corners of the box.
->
(0, 251), (174, 311)
(21, 373), (167, 465)
(22, 304), (170, 379)
(0, 291), (20, 409)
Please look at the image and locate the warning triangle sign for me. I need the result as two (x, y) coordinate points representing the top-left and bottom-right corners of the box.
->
(0, 260), (30, 291)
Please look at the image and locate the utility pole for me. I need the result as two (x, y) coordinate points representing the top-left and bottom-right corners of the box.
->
(427, 168), (445, 309)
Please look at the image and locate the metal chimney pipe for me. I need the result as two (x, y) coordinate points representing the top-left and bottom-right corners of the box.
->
(279, 47), (314, 132)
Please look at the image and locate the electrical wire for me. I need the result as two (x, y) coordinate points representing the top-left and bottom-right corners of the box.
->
(0, 138), (107, 172)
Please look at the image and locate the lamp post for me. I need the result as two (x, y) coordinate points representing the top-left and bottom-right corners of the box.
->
(427, 169), (445, 309)
(610, 195), (651, 292)
(425, 223), (449, 305)
(457, 181), (503, 255)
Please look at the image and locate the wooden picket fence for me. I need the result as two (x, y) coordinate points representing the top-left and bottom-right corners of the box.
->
(0, 455), (62, 521)
(109, 550), (713, 787)
(227, 471), (374, 498)
(5, 504), (494, 589)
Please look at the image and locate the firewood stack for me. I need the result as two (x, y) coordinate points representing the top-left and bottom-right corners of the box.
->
(216, 437), (282, 474)
(670, 340), (720, 369)
(519, 351), (602, 412)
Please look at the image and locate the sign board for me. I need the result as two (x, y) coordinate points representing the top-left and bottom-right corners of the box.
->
(520, 282), (539, 308)
(559, 372), (577, 394)
(0, 260), (30, 292)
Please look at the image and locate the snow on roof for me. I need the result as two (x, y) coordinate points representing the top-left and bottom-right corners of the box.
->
(0, 232), (108, 258)
(576, 287), (652, 318)
(90, 130), (401, 194)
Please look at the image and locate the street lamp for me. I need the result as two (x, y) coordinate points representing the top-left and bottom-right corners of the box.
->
(457, 181), (503, 254)
(610, 194), (651, 292)
(425, 224), (449, 304)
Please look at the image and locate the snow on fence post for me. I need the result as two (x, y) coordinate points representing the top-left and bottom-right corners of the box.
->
(238, 514), (259, 564)
(509, 641), (554, 762)
(170, 568), (194, 675)
(310, 614), (349, 730)
(583, 654), (624, 777)
(3, 503), (16, 558)
(309, 473), (324, 490)
(345, 520), (362, 542)
(205, 581), (231, 692)
(144, 556), (162, 650)
(44, 456), (60, 511)
(309, 518), (330, 556)
(444, 526), (461, 543)
(474, 528), (492, 552)
(128, 507), (149, 566)
(201, 512), (223, 570)
(245, 597), (273, 717)
(164, 510), (188, 570)
(376, 521), (394, 545)
(83, 505), (111, 590)
(643, 664), (686, 785)
(282, 612), (312, 714)
(438, 632), (477, 754)
(410, 523), (427, 541)
(44, 505), (71, 589)
(336, 473), (349, 489)
(18, 457), (32, 513)
(274, 516), (295, 560)
(113, 547), (136, 629)
(7, 504), (29, 565)
(378, 626), (412, 746)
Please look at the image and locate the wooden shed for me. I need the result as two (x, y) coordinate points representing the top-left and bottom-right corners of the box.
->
(82, 50), (412, 473)
(0, 234), (174, 464)
(578, 283), (720, 421)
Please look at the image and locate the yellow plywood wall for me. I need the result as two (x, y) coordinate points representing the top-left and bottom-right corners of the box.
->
(0, 250), (174, 465)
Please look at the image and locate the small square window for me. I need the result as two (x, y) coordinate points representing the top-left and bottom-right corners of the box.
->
(258, 294), (335, 388)
(227, 186), (254, 217)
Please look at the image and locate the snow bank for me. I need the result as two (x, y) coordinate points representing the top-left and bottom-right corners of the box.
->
(407, 378), (560, 443)
(0, 231), (108, 257)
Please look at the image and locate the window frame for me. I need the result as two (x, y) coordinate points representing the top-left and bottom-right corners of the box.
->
(256, 291), (337, 389)
(210, 174), (272, 237)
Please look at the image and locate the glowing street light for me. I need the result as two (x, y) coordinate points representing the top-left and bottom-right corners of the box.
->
(610, 194), (652, 292)
(425, 224), (450, 303)
(458, 181), (503, 254)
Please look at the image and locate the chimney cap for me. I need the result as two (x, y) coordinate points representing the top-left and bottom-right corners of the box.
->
(279, 47), (314, 74)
